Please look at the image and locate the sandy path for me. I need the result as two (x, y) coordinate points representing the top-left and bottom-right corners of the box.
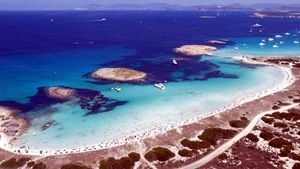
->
(180, 103), (298, 169)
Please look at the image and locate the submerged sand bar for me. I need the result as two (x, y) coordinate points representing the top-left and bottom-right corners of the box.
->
(174, 45), (217, 56)
(91, 68), (146, 82)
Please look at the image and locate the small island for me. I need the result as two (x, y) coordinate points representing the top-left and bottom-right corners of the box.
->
(91, 68), (147, 82)
(45, 87), (76, 100)
(174, 45), (217, 56)
(254, 12), (300, 19)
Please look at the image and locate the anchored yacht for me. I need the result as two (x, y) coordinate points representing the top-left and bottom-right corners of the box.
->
(154, 83), (166, 90)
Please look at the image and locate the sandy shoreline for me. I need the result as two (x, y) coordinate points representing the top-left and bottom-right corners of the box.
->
(0, 56), (294, 157)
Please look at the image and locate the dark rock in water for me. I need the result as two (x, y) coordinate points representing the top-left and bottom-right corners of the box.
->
(0, 86), (128, 116)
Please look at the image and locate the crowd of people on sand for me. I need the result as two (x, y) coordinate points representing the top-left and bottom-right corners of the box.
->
(0, 56), (294, 157)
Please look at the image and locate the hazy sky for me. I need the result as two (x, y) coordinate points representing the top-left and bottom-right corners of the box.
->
(0, 0), (298, 10)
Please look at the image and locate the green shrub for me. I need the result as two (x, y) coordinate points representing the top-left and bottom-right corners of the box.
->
(32, 162), (47, 169)
(218, 153), (228, 160)
(272, 105), (280, 110)
(292, 163), (300, 169)
(198, 128), (237, 146)
(259, 130), (274, 141)
(279, 147), (291, 157)
(289, 153), (300, 161)
(261, 116), (275, 124)
(246, 133), (259, 142)
(144, 147), (175, 162)
(178, 149), (197, 157)
(144, 151), (158, 162)
(0, 157), (31, 168)
(181, 139), (210, 150)
(27, 161), (35, 168)
(268, 138), (293, 149)
(128, 152), (140, 162)
(61, 164), (91, 169)
(273, 122), (288, 128)
(99, 156), (135, 169)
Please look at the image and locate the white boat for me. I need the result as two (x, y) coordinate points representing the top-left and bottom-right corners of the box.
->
(233, 47), (239, 50)
(252, 23), (262, 27)
(294, 41), (300, 44)
(285, 32), (290, 36)
(100, 18), (106, 21)
(275, 35), (283, 38)
(268, 38), (274, 41)
(259, 42), (265, 46)
(279, 41), (285, 44)
(172, 59), (178, 65)
(273, 45), (279, 48)
(114, 86), (122, 92)
(154, 83), (166, 90)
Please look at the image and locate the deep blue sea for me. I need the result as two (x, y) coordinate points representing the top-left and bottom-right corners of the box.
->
(0, 11), (299, 150)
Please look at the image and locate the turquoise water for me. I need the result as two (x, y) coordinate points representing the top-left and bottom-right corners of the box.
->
(13, 56), (284, 150)
(214, 31), (300, 57)
(0, 11), (299, 150)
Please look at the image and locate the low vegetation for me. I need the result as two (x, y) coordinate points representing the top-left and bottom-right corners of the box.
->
(268, 110), (300, 121)
(198, 128), (237, 146)
(273, 122), (288, 128)
(268, 137), (293, 149)
(259, 129), (274, 141)
(128, 152), (140, 162)
(0, 157), (31, 168)
(229, 117), (249, 128)
(261, 116), (275, 124)
(181, 139), (210, 150)
(293, 163), (300, 169)
(144, 147), (175, 162)
(246, 133), (259, 142)
(178, 149), (198, 157)
(218, 153), (228, 160)
(99, 152), (140, 169)
(32, 162), (47, 169)
(61, 164), (91, 169)
(279, 147), (291, 157)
